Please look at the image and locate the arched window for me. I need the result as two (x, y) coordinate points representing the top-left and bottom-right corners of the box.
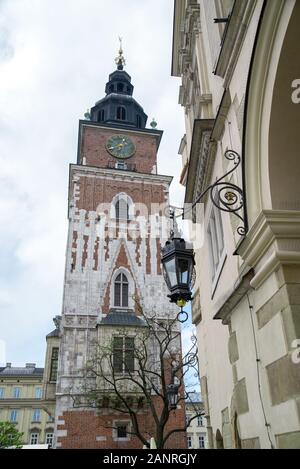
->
(109, 84), (114, 93)
(117, 106), (126, 120)
(117, 83), (124, 92)
(136, 115), (142, 128)
(114, 273), (129, 307)
(98, 109), (105, 122)
(115, 198), (129, 221)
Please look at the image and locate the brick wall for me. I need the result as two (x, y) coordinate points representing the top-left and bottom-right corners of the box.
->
(73, 173), (167, 213)
(80, 125), (158, 174)
(56, 402), (187, 449)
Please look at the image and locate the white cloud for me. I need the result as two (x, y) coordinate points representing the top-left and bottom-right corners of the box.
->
(0, 0), (185, 366)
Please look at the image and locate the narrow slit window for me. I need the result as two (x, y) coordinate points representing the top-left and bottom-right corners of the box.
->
(50, 347), (59, 382)
(115, 198), (129, 221)
(117, 106), (126, 120)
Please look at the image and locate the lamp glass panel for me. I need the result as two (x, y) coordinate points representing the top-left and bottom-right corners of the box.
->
(178, 258), (190, 284)
(164, 259), (177, 288)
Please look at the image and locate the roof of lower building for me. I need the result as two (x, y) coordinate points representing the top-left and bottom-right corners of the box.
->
(46, 328), (60, 338)
(98, 311), (147, 327)
(0, 364), (44, 377)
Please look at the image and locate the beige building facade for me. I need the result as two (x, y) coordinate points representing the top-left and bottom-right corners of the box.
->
(185, 395), (207, 449)
(172, 0), (300, 449)
(0, 364), (54, 446)
(0, 321), (59, 447)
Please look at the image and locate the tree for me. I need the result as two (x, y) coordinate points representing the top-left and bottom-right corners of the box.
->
(0, 422), (24, 449)
(72, 303), (204, 449)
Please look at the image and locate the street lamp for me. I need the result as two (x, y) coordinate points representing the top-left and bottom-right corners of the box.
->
(166, 383), (179, 410)
(161, 238), (195, 308)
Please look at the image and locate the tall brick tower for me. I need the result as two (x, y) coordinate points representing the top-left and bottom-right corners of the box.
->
(54, 46), (186, 448)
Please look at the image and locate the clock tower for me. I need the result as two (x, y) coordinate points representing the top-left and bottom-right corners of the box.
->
(54, 46), (186, 449)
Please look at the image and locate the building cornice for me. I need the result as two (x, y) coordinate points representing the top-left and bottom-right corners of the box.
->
(211, 88), (231, 142)
(237, 210), (300, 288)
(213, 269), (254, 324)
(70, 164), (173, 185)
(0, 398), (55, 408)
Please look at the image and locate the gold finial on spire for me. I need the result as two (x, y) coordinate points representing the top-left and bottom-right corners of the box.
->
(115, 36), (126, 70)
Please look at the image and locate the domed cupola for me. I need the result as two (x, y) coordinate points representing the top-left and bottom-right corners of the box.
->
(90, 41), (148, 129)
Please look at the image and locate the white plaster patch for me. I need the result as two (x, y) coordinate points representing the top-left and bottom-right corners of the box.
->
(271, 400), (300, 435)
(258, 312), (287, 366)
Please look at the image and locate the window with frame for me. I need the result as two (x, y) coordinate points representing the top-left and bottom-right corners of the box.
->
(113, 337), (134, 373)
(12, 387), (21, 398)
(199, 435), (205, 449)
(35, 387), (43, 399)
(49, 347), (59, 382)
(0, 388), (4, 398)
(30, 433), (39, 445)
(207, 204), (225, 287)
(117, 424), (128, 439)
(197, 415), (204, 427)
(45, 432), (54, 447)
(115, 198), (129, 221)
(32, 409), (41, 422)
(10, 409), (18, 422)
(114, 273), (129, 308)
(187, 435), (192, 449)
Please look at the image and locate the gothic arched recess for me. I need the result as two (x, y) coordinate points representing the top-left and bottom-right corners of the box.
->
(243, 0), (300, 229)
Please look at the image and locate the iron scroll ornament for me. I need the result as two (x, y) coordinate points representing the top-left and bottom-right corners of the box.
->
(189, 149), (245, 237)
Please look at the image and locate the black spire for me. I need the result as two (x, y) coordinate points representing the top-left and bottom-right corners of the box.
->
(89, 40), (148, 129)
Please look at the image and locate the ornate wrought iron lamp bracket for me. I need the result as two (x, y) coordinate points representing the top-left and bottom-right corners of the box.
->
(191, 149), (245, 236)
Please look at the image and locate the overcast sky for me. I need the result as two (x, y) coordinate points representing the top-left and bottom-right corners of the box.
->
(0, 0), (186, 367)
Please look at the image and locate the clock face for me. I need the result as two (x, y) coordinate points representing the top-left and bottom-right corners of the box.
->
(106, 135), (136, 159)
